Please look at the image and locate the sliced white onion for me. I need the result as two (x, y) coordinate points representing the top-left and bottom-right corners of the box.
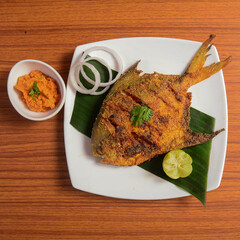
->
(91, 84), (111, 95)
(80, 57), (113, 87)
(70, 46), (123, 95)
(69, 63), (100, 94)
(81, 46), (123, 85)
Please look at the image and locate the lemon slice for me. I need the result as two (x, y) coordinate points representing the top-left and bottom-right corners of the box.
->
(162, 150), (193, 179)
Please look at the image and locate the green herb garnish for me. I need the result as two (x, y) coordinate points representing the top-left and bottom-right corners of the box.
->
(29, 81), (40, 100)
(130, 105), (153, 127)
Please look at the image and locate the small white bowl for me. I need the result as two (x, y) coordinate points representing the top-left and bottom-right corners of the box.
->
(7, 59), (66, 121)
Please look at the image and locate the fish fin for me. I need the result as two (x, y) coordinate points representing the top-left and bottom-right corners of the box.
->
(185, 128), (225, 147)
(187, 34), (216, 73)
(178, 34), (231, 89)
(123, 60), (141, 74)
(184, 56), (232, 88)
(104, 60), (142, 102)
(195, 56), (232, 82)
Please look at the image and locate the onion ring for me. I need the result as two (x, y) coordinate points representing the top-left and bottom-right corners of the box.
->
(69, 62), (100, 94)
(80, 46), (123, 85)
(70, 46), (123, 95)
(80, 57), (113, 87)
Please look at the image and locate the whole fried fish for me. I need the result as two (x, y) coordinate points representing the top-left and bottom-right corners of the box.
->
(91, 35), (231, 166)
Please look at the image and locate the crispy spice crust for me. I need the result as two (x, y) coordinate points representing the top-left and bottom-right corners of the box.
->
(91, 35), (230, 166)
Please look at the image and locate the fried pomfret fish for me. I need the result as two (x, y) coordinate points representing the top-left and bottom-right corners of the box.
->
(91, 35), (231, 166)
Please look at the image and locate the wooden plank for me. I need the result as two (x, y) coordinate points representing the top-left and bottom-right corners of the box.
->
(0, 0), (239, 239)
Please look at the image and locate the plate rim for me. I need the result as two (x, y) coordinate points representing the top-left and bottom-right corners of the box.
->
(64, 36), (228, 200)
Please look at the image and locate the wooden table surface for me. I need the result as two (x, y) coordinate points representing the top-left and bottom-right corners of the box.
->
(0, 0), (240, 239)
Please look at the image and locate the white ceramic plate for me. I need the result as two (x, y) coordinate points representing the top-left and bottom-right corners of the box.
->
(64, 37), (228, 200)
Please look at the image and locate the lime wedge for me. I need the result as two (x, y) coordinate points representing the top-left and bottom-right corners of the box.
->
(162, 150), (193, 179)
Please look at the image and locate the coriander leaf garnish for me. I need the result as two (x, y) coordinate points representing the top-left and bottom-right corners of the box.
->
(33, 81), (40, 96)
(29, 81), (40, 100)
(29, 88), (35, 96)
(130, 105), (153, 127)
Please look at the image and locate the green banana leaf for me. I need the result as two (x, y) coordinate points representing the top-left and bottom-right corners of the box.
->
(70, 59), (215, 205)
(70, 58), (117, 136)
(139, 108), (214, 206)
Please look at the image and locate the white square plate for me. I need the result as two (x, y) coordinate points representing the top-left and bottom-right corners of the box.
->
(64, 37), (228, 200)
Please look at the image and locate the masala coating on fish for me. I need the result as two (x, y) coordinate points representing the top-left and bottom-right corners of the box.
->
(91, 35), (231, 166)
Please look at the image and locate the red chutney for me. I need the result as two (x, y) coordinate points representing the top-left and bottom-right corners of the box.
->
(15, 70), (61, 112)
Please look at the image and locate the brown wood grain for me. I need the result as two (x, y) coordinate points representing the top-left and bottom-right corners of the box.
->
(0, 0), (240, 239)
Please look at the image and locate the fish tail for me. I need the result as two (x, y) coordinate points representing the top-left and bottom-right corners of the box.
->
(187, 34), (216, 73)
(177, 35), (232, 89)
(195, 56), (232, 82)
